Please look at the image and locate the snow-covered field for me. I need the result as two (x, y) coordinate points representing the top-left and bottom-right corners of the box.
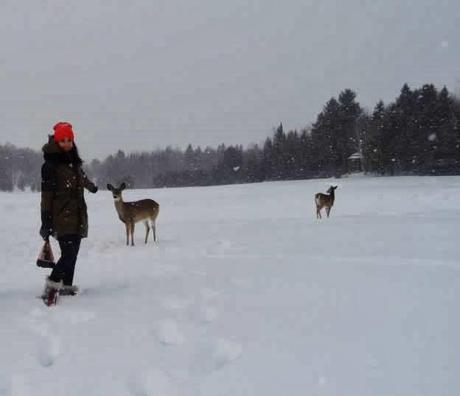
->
(1, 176), (459, 396)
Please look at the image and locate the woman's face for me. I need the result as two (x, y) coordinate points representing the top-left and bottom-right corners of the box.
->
(57, 138), (73, 152)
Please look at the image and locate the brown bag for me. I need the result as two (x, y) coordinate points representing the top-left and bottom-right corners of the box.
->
(36, 240), (56, 268)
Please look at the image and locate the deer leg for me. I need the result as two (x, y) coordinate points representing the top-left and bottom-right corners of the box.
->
(153, 221), (157, 242)
(125, 223), (130, 246)
(131, 223), (135, 246)
(144, 221), (150, 244)
(326, 207), (331, 218)
(316, 207), (322, 219)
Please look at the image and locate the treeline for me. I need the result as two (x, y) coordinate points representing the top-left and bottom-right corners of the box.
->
(0, 83), (459, 191)
(362, 84), (460, 175)
(0, 144), (42, 191)
(91, 83), (460, 188)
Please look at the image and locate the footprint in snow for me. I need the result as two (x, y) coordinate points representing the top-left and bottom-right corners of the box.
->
(200, 288), (219, 301)
(0, 373), (8, 396)
(205, 240), (233, 256)
(7, 374), (32, 396)
(213, 338), (243, 369)
(155, 319), (185, 346)
(161, 297), (192, 311)
(128, 368), (176, 396)
(26, 309), (63, 367)
(191, 338), (242, 374)
(37, 335), (61, 367)
(200, 306), (218, 323)
(59, 309), (96, 325)
(231, 277), (251, 288)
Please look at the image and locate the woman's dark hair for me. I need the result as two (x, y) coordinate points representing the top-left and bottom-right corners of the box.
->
(69, 143), (83, 165)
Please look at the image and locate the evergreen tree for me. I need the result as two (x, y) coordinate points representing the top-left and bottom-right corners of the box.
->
(310, 98), (340, 176)
(271, 123), (287, 179)
(262, 137), (274, 180)
(337, 89), (362, 173)
(362, 100), (386, 174)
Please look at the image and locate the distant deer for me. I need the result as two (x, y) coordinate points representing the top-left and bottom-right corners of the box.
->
(107, 183), (160, 246)
(315, 185), (338, 219)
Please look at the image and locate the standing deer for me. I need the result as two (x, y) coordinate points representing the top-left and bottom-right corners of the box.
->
(315, 185), (337, 219)
(107, 183), (160, 246)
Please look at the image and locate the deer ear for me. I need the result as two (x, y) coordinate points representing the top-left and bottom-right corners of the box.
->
(334, 186), (338, 189)
(120, 182), (127, 190)
(107, 184), (113, 191)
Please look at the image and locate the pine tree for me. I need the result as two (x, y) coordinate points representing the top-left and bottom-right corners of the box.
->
(362, 100), (386, 174)
(337, 89), (363, 173)
(262, 137), (274, 180)
(272, 123), (287, 179)
(310, 98), (340, 177)
(432, 87), (459, 173)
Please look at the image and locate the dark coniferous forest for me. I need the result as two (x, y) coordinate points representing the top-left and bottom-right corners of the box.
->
(1, 83), (459, 191)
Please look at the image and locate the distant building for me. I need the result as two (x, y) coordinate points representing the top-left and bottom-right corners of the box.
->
(347, 152), (362, 173)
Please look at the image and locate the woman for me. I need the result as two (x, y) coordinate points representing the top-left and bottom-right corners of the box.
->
(40, 122), (98, 304)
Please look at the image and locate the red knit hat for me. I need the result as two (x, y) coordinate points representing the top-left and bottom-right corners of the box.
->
(53, 122), (74, 142)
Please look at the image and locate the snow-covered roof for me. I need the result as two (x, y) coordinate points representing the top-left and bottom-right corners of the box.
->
(348, 152), (362, 160)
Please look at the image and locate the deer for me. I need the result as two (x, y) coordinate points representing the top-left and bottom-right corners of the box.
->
(315, 185), (337, 219)
(107, 183), (160, 246)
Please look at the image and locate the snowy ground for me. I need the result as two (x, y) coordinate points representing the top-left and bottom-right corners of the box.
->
(1, 175), (459, 396)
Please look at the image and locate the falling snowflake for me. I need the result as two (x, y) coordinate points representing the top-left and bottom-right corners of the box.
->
(428, 133), (437, 141)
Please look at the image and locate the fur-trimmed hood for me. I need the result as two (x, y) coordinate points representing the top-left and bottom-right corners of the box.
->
(42, 135), (82, 166)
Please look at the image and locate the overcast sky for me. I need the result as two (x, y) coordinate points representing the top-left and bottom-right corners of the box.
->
(1, 0), (459, 159)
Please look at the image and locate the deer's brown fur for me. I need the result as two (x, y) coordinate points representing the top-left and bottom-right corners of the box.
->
(315, 185), (337, 219)
(107, 183), (159, 246)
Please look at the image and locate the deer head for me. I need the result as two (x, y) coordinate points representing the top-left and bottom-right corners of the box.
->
(107, 182), (127, 201)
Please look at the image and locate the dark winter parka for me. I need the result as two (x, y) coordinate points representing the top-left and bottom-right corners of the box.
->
(40, 136), (97, 239)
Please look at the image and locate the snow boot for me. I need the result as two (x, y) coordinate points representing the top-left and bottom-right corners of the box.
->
(59, 285), (79, 296)
(41, 277), (63, 306)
